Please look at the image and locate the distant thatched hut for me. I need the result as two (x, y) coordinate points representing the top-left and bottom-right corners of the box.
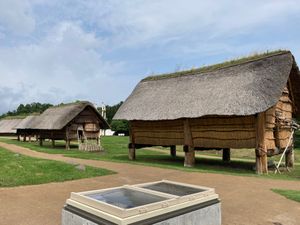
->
(114, 51), (300, 174)
(0, 118), (23, 136)
(27, 101), (109, 150)
(15, 115), (40, 141)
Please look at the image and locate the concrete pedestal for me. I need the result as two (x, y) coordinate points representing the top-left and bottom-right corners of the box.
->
(62, 200), (221, 225)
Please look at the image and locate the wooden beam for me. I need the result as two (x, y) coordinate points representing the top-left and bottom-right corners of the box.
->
(222, 148), (230, 162)
(184, 119), (195, 167)
(128, 123), (136, 160)
(255, 112), (268, 174)
(170, 145), (176, 157)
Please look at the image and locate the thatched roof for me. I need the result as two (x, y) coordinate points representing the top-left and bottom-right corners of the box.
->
(114, 51), (300, 121)
(0, 118), (23, 134)
(15, 115), (40, 130)
(28, 101), (109, 130)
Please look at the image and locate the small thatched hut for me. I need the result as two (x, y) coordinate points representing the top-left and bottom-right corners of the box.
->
(114, 51), (300, 174)
(0, 118), (23, 136)
(26, 101), (109, 150)
(15, 115), (40, 141)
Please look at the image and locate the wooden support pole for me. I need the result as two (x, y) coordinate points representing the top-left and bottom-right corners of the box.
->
(255, 112), (268, 174)
(65, 127), (70, 150)
(170, 145), (176, 157)
(23, 135), (26, 142)
(128, 143), (136, 160)
(128, 123), (136, 160)
(184, 119), (195, 167)
(39, 138), (43, 146)
(65, 140), (70, 150)
(285, 149), (294, 168)
(28, 135), (32, 143)
(17, 135), (20, 141)
(52, 139), (55, 148)
(222, 148), (231, 162)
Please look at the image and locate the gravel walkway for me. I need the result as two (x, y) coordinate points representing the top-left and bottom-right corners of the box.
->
(0, 142), (299, 225)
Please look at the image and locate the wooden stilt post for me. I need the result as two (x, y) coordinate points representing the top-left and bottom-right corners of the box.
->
(39, 137), (43, 146)
(128, 123), (136, 160)
(17, 134), (20, 141)
(170, 145), (176, 157)
(52, 139), (55, 148)
(66, 127), (70, 150)
(28, 135), (32, 143)
(23, 135), (26, 142)
(255, 112), (268, 174)
(285, 148), (294, 168)
(184, 119), (195, 167)
(222, 148), (231, 162)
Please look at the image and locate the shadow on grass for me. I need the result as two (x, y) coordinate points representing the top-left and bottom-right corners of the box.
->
(108, 153), (255, 175)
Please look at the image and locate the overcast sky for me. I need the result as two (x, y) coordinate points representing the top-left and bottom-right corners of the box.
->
(0, 0), (300, 114)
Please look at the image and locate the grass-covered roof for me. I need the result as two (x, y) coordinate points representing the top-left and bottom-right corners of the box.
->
(142, 50), (290, 82)
(114, 51), (300, 121)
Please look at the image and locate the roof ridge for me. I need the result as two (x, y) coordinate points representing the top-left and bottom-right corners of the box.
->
(142, 50), (291, 82)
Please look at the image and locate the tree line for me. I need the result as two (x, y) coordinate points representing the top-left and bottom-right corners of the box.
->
(0, 102), (53, 119)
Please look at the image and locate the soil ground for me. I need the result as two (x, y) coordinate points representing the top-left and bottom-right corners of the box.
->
(0, 142), (299, 225)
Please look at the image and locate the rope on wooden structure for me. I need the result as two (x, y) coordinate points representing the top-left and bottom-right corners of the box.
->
(274, 120), (299, 174)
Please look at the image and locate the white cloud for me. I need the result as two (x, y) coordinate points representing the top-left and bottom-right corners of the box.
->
(82, 0), (300, 49)
(0, 21), (129, 114)
(0, 0), (299, 114)
(0, 0), (35, 35)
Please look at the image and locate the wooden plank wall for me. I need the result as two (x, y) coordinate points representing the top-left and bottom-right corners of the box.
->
(275, 87), (293, 149)
(132, 120), (184, 146)
(132, 115), (256, 148)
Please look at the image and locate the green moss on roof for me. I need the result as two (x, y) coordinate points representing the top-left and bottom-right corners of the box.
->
(0, 115), (27, 120)
(0, 113), (40, 120)
(142, 50), (290, 82)
(51, 101), (91, 108)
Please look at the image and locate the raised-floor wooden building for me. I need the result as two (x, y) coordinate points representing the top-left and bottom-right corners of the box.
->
(22, 101), (109, 150)
(114, 51), (300, 174)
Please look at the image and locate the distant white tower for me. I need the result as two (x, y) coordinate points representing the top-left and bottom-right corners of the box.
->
(101, 102), (107, 120)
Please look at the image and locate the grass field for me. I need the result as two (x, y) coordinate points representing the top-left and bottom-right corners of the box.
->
(0, 146), (115, 187)
(271, 189), (300, 203)
(0, 135), (300, 180)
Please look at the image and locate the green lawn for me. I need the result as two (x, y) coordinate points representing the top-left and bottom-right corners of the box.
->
(0, 135), (300, 180)
(0, 146), (115, 187)
(271, 189), (300, 203)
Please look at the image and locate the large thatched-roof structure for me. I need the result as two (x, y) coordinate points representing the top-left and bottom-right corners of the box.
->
(19, 101), (109, 150)
(114, 50), (300, 174)
(0, 118), (23, 136)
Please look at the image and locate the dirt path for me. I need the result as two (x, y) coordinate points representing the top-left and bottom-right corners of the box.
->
(0, 142), (299, 225)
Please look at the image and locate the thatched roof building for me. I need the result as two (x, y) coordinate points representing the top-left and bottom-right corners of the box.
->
(114, 50), (300, 174)
(15, 115), (40, 141)
(19, 101), (109, 150)
(0, 118), (23, 136)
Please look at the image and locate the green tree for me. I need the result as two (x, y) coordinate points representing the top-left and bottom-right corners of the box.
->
(110, 120), (129, 135)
